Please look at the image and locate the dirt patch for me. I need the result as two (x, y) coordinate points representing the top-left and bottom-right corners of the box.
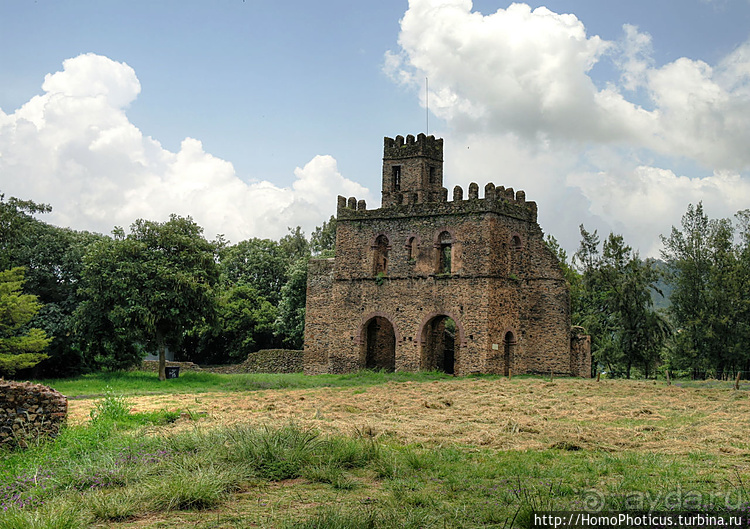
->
(67, 378), (750, 455)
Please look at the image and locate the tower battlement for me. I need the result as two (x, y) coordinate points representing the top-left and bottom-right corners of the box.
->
(339, 182), (537, 222)
(304, 133), (590, 379)
(383, 134), (444, 161)
(382, 133), (444, 208)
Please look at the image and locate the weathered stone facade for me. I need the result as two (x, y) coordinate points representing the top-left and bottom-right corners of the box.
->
(304, 134), (590, 377)
(226, 349), (304, 374)
(0, 380), (67, 448)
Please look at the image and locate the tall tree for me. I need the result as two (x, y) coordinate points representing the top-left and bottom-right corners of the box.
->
(183, 284), (277, 364)
(279, 226), (309, 263)
(660, 203), (742, 377)
(75, 216), (220, 379)
(599, 234), (667, 378)
(310, 215), (337, 257)
(220, 238), (289, 305)
(575, 227), (668, 378)
(275, 256), (309, 349)
(735, 210), (750, 371)
(0, 194), (51, 270)
(545, 234), (582, 323)
(15, 221), (104, 376)
(0, 267), (51, 376)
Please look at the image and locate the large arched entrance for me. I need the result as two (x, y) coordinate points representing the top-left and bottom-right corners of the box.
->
(420, 315), (458, 374)
(362, 316), (396, 372)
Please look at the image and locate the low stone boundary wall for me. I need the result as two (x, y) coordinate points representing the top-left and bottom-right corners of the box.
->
(209, 350), (304, 374)
(0, 381), (67, 448)
(138, 361), (203, 373)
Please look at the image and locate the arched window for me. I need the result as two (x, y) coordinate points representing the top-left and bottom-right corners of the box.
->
(372, 235), (390, 276)
(511, 235), (523, 251)
(406, 236), (416, 261)
(437, 231), (452, 274)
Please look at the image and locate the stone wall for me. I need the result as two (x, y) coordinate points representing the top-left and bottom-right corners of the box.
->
(237, 349), (304, 373)
(304, 134), (591, 378)
(0, 381), (67, 448)
(208, 350), (304, 374)
(306, 185), (580, 376)
(570, 327), (592, 378)
(139, 360), (203, 373)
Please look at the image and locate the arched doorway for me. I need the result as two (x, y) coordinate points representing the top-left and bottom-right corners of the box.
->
(503, 331), (516, 376)
(362, 316), (396, 372)
(420, 315), (457, 374)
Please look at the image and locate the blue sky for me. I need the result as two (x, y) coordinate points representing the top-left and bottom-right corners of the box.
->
(2, 0), (750, 256)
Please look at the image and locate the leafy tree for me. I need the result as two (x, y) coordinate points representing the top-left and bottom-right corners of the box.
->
(0, 194), (51, 270)
(0, 267), (51, 376)
(75, 216), (220, 380)
(599, 234), (668, 378)
(311, 215), (336, 257)
(661, 203), (747, 377)
(736, 210), (750, 368)
(575, 227), (668, 378)
(220, 238), (289, 305)
(15, 221), (104, 376)
(661, 203), (713, 375)
(184, 284), (276, 364)
(0, 194), (107, 376)
(545, 234), (582, 323)
(275, 256), (309, 349)
(279, 226), (310, 263)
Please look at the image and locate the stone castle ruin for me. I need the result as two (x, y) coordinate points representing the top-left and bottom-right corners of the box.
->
(304, 133), (590, 377)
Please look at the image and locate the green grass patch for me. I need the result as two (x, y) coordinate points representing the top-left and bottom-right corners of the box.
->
(5, 379), (750, 528)
(3, 417), (748, 528)
(35, 369), (460, 398)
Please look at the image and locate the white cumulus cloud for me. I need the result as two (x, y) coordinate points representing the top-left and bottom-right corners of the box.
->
(0, 53), (370, 242)
(385, 0), (750, 255)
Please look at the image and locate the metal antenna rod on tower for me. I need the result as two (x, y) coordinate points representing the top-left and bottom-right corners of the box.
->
(426, 77), (429, 136)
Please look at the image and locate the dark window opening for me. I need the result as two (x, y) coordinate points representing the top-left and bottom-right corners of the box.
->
(373, 234), (390, 276)
(511, 235), (522, 251)
(406, 237), (416, 261)
(437, 231), (452, 274)
(392, 166), (401, 191)
(429, 166), (436, 184)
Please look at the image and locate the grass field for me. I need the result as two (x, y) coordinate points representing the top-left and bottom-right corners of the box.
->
(2, 372), (750, 528)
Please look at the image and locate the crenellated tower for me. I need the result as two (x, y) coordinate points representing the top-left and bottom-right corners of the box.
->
(304, 133), (590, 379)
(381, 133), (444, 207)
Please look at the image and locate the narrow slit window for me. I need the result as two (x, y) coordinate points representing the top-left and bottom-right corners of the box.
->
(373, 235), (390, 276)
(392, 166), (401, 191)
(437, 231), (452, 274)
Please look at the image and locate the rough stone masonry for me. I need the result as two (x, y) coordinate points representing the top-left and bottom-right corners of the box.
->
(0, 380), (67, 448)
(304, 133), (590, 377)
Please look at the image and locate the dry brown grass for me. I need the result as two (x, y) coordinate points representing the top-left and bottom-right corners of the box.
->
(67, 377), (750, 456)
